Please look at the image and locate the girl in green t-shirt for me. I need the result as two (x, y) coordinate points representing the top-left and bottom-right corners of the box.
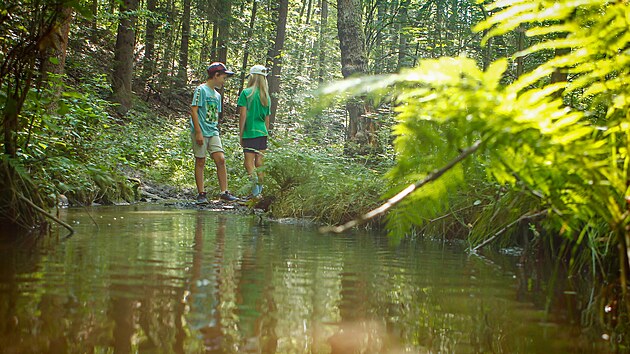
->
(237, 65), (271, 198)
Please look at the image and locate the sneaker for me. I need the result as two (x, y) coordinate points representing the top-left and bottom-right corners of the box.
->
(252, 184), (263, 198)
(219, 190), (239, 202)
(196, 192), (208, 204)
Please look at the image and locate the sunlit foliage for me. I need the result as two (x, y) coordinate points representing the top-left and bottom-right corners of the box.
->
(322, 0), (630, 294)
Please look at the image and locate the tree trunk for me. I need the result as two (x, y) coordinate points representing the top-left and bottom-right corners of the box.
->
(551, 49), (570, 83)
(239, 0), (258, 93)
(216, 0), (232, 63)
(111, 0), (139, 113)
(337, 0), (376, 152)
(396, 0), (409, 71)
(317, 0), (328, 83)
(433, 0), (443, 58)
(91, 0), (98, 36)
(141, 0), (158, 87)
(337, 0), (367, 78)
(266, 0), (289, 129)
(215, 0), (232, 123)
(211, 20), (219, 59)
(159, 0), (176, 89)
(515, 24), (525, 78)
(177, 0), (191, 84)
(296, 0), (314, 76)
(40, 5), (73, 99)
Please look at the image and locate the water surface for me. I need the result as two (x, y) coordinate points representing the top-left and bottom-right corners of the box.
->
(0, 205), (612, 353)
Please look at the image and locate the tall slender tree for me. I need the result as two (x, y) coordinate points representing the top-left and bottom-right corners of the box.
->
(141, 0), (159, 87)
(396, 0), (410, 71)
(239, 0), (259, 93)
(111, 0), (139, 113)
(177, 0), (191, 84)
(90, 0), (98, 36)
(266, 0), (289, 128)
(317, 0), (329, 83)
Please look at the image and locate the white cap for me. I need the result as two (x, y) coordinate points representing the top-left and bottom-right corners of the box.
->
(249, 65), (268, 76)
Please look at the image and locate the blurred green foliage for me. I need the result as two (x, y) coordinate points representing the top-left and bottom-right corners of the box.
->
(317, 0), (630, 295)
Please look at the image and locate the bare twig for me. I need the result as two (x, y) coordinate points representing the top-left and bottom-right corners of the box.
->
(320, 140), (483, 234)
(18, 194), (74, 236)
(426, 204), (480, 224)
(469, 210), (546, 253)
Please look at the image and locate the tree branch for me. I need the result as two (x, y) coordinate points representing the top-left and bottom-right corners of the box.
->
(469, 210), (546, 253)
(320, 139), (483, 233)
(18, 194), (74, 236)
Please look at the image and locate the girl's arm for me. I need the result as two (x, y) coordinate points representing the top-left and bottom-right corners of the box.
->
(238, 106), (247, 146)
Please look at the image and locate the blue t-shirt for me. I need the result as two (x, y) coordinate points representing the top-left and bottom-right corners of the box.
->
(191, 84), (221, 137)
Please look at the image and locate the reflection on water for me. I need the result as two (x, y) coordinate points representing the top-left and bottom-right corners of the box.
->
(0, 205), (613, 353)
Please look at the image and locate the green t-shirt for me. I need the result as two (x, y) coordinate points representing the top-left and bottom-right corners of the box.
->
(237, 88), (271, 139)
(190, 84), (221, 137)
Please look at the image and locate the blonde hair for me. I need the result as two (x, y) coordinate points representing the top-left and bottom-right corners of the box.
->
(247, 74), (269, 107)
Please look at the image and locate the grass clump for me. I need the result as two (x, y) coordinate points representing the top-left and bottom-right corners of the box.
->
(262, 142), (389, 225)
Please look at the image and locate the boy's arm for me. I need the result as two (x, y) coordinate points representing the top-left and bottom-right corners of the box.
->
(191, 106), (203, 145)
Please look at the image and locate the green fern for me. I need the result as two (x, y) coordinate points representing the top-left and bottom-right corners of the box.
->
(318, 0), (630, 288)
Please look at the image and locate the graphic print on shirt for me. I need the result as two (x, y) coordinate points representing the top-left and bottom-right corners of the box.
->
(191, 84), (222, 137)
(206, 98), (219, 124)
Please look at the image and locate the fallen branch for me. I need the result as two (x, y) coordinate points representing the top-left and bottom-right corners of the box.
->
(18, 194), (74, 236)
(469, 210), (546, 253)
(320, 140), (483, 234)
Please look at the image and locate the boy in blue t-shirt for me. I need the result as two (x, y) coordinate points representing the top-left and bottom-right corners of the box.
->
(190, 62), (238, 203)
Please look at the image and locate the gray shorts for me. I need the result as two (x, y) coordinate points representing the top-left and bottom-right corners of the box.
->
(192, 134), (224, 158)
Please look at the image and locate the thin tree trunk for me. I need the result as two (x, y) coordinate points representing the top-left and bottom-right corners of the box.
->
(306, 0), (313, 24)
(239, 0), (258, 93)
(515, 24), (525, 78)
(91, 0), (98, 36)
(317, 0), (328, 83)
(435, 0), (443, 57)
(177, 0), (191, 84)
(266, 0), (289, 129)
(211, 20), (218, 59)
(478, 4), (491, 70)
(372, 0), (386, 73)
(215, 0), (232, 123)
(396, 0), (409, 71)
(141, 0), (158, 86)
(159, 0), (176, 88)
(111, 0), (139, 113)
(296, 0), (314, 75)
